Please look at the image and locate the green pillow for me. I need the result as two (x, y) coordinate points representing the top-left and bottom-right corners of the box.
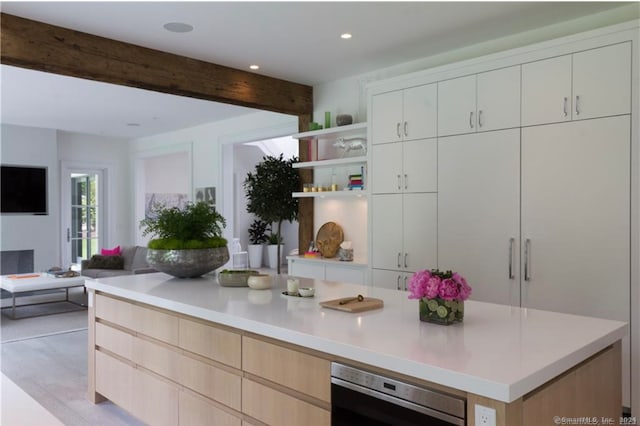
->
(87, 254), (124, 270)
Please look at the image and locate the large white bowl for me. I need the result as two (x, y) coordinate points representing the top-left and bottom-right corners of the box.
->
(247, 274), (272, 290)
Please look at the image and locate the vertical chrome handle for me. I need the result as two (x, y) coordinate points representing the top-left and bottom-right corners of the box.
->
(404, 121), (408, 137)
(397, 252), (401, 268)
(403, 276), (408, 291)
(404, 253), (408, 268)
(404, 174), (408, 190)
(508, 238), (515, 279)
(397, 174), (402, 190)
(524, 238), (531, 281)
(67, 228), (70, 242)
(396, 122), (401, 138)
(397, 275), (401, 290)
(469, 111), (474, 128)
(563, 97), (568, 117)
(575, 95), (580, 115)
(478, 110), (483, 128)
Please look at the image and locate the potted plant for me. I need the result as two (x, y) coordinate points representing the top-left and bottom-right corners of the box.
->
(243, 154), (300, 274)
(266, 231), (283, 269)
(139, 201), (229, 278)
(247, 218), (269, 268)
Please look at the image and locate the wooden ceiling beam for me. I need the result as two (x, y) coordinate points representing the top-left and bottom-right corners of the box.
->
(0, 13), (313, 117)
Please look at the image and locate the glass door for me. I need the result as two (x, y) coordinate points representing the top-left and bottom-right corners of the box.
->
(70, 173), (100, 265)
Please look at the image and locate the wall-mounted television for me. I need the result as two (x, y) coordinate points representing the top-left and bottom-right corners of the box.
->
(1, 165), (48, 215)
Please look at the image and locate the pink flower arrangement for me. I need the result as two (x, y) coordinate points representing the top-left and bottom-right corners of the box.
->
(408, 269), (471, 301)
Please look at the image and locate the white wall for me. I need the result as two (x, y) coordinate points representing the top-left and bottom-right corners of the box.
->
(132, 110), (298, 248)
(0, 124), (59, 271)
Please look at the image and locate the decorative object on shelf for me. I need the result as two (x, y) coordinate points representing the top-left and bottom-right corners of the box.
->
(408, 269), (472, 325)
(315, 221), (344, 258)
(140, 201), (229, 278)
(336, 114), (353, 126)
(309, 122), (322, 131)
(217, 269), (259, 287)
(325, 111), (331, 129)
(338, 241), (354, 261)
(334, 136), (367, 157)
(247, 218), (269, 268)
(348, 167), (365, 190)
(244, 154), (300, 274)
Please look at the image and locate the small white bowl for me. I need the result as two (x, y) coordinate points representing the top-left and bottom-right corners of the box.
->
(298, 287), (315, 297)
(247, 274), (272, 290)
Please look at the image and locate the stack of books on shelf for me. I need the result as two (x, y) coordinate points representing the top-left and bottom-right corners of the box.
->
(348, 173), (364, 190)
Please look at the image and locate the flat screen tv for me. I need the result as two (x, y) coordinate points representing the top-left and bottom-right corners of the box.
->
(1, 165), (48, 215)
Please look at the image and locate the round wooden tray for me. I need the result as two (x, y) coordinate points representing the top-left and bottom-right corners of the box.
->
(316, 221), (344, 258)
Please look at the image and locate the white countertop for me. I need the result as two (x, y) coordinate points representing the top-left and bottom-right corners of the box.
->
(85, 272), (627, 403)
(286, 255), (368, 267)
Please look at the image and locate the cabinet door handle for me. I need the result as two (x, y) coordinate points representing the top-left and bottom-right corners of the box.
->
(397, 252), (401, 268)
(563, 97), (568, 117)
(404, 174), (408, 190)
(404, 121), (408, 137)
(478, 110), (483, 128)
(508, 237), (515, 279)
(524, 238), (531, 281)
(397, 275), (401, 290)
(575, 95), (580, 116)
(397, 174), (402, 190)
(396, 122), (401, 138)
(403, 275), (408, 291)
(66, 228), (70, 242)
(469, 111), (474, 129)
(404, 253), (408, 268)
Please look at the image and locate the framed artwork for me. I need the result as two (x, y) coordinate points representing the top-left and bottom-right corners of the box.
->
(145, 192), (188, 219)
(195, 186), (216, 207)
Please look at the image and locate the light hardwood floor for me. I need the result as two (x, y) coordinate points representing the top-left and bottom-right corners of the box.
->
(1, 329), (142, 425)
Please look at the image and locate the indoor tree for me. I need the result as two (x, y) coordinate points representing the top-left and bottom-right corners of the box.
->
(243, 154), (300, 274)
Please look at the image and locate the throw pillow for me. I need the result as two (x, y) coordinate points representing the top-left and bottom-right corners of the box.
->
(87, 254), (124, 270)
(101, 245), (121, 256)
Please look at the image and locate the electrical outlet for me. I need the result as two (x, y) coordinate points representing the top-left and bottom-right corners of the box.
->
(475, 404), (497, 426)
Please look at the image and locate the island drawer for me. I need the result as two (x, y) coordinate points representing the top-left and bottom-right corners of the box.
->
(95, 294), (179, 345)
(179, 317), (241, 369)
(242, 336), (331, 402)
(179, 388), (241, 426)
(242, 378), (330, 426)
(180, 354), (241, 410)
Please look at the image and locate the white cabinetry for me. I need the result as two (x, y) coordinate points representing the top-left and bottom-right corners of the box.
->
(371, 193), (437, 287)
(371, 83), (437, 145)
(520, 116), (629, 320)
(287, 256), (367, 285)
(522, 42), (631, 126)
(437, 66), (520, 136)
(371, 139), (437, 194)
(438, 129), (521, 306)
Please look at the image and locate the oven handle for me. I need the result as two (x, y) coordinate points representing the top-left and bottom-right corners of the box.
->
(331, 377), (465, 426)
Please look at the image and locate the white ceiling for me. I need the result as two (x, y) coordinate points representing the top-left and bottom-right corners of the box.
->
(0, 1), (631, 139)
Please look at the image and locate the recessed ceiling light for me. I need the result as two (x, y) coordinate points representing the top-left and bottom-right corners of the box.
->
(340, 33), (352, 39)
(163, 22), (194, 33)
(250, 65), (260, 70)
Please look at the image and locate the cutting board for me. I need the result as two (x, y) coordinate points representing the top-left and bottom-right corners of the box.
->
(319, 297), (384, 313)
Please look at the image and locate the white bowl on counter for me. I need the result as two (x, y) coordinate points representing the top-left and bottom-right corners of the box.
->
(247, 274), (272, 290)
(298, 287), (315, 297)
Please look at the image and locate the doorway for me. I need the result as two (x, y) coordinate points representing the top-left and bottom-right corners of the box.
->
(61, 166), (106, 269)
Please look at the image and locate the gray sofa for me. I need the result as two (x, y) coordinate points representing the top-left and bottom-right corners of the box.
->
(81, 245), (156, 278)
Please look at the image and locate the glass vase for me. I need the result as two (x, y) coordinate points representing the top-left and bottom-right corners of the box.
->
(419, 297), (464, 325)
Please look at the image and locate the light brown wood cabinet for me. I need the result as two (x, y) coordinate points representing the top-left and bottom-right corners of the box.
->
(91, 293), (329, 426)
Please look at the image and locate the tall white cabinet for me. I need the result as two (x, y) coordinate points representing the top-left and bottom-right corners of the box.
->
(370, 84), (438, 290)
(368, 24), (635, 409)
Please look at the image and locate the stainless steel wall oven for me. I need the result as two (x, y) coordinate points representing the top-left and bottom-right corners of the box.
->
(331, 362), (466, 425)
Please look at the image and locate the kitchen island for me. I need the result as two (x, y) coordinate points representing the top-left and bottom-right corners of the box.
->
(85, 272), (626, 426)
